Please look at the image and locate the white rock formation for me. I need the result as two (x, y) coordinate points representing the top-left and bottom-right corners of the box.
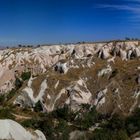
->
(119, 49), (127, 60)
(69, 130), (86, 140)
(94, 88), (108, 108)
(66, 79), (92, 111)
(54, 62), (69, 74)
(98, 65), (112, 77)
(130, 90), (140, 112)
(14, 77), (47, 108)
(134, 138), (140, 140)
(135, 47), (140, 57)
(0, 119), (46, 140)
(137, 74), (140, 84)
(0, 41), (139, 93)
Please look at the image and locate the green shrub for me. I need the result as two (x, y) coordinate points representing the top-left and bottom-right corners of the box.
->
(0, 95), (5, 105)
(91, 129), (129, 140)
(6, 89), (16, 101)
(114, 130), (130, 140)
(21, 119), (40, 129)
(76, 106), (99, 130)
(125, 108), (140, 135)
(106, 114), (125, 130)
(21, 115), (55, 140)
(15, 78), (23, 89)
(52, 105), (70, 121)
(21, 71), (31, 81)
(0, 107), (15, 119)
(55, 119), (70, 140)
(91, 129), (112, 140)
(34, 101), (43, 112)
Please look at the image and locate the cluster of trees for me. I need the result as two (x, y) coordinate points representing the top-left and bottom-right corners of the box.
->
(0, 71), (31, 103)
(20, 105), (106, 139)
(18, 44), (34, 48)
(88, 108), (140, 140)
(20, 104), (140, 140)
(1, 75), (140, 140)
(125, 37), (139, 41)
(1, 71), (32, 108)
(15, 71), (31, 89)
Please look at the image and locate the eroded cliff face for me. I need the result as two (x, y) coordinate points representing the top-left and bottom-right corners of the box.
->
(0, 41), (140, 115)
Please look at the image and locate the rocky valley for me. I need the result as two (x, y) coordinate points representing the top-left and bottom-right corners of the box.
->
(0, 40), (140, 140)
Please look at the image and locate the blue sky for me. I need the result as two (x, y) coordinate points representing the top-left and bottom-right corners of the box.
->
(0, 0), (140, 46)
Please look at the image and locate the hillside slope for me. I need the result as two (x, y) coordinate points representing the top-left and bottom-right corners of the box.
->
(0, 41), (138, 115)
(0, 41), (140, 140)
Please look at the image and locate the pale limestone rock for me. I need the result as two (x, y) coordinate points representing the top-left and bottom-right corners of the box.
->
(14, 78), (47, 108)
(94, 88), (107, 108)
(0, 41), (140, 95)
(54, 62), (69, 74)
(120, 49), (127, 60)
(135, 47), (140, 57)
(98, 65), (112, 77)
(66, 79), (92, 111)
(0, 119), (46, 140)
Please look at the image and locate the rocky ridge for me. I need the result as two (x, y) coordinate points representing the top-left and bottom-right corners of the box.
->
(0, 41), (140, 115)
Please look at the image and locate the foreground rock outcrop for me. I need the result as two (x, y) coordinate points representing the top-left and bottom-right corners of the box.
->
(0, 119), (46, 140)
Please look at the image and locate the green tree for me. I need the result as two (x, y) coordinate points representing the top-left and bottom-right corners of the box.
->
(21, 71), (31, 81)
(15, 78), (23, 89)
(34, 101), (43, 112)
(0, 95), (5, 105)
(125, 108), (140, 135)
(56, 119), (70, 140)
(52, 105), (69, 121)
(77, 106), (99, 130)
(106, 114), (125, 131)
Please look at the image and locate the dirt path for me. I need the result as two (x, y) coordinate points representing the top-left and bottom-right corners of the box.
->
(12, 113), (31, 120)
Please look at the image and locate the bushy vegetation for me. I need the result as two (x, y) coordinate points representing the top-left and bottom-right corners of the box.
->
(90, 114), (129, 140)
(21, 105), (100, 139)
(15, 77), (23, 89)
(0, 89), (16, 106)
(90, 109), (140, 140)
(0, 94), (5, 106)
(20, 105), (140, 140)
(0, 99), (140, 140)
(52, 105), (71, 120)
(0, 107), (15, 120)
(14, 71), (31, 90)
(34, 101), (43, 112)
(126, 108), (140, 135)
(21, 71), (31, 81)
(91, 129), (129, 140)
(75, 105), (100, 130)
(6, 88), (16, 101)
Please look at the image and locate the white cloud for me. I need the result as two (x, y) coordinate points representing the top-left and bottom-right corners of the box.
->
(97, 1), (140, 23)
(97, 4), (140, 14)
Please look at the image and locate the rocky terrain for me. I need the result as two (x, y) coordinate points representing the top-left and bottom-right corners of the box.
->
(0, 119), (46, 140)
(0, 40), (140, 140)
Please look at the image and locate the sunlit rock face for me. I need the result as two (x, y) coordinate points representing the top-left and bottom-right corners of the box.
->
(0, 119), (46, 140)
(0, 40), (139, 114)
